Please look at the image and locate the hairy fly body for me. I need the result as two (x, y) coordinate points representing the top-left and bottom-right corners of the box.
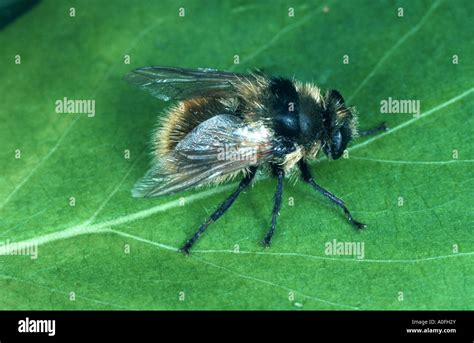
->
(125, 66), (387, 254)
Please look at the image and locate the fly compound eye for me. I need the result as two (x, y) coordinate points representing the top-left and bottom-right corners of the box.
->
(326, 129), (345, 160)
(332, 129), (342, 151)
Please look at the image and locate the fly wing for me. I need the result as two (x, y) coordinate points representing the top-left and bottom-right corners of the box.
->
(124, 66), (257, 101)
(132, 114), (274, 197)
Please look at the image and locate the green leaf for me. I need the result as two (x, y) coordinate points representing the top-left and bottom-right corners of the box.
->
(1, 0), (473, 310)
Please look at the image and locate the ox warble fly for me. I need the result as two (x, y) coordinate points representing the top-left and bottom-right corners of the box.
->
(124, 66), (387, 254)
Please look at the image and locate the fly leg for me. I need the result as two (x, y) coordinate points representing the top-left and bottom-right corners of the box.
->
(179, 167), (258, 255)
(261, 167), (284, 247)
(299, 160), (366, 229)
(358, 122), (388, 136)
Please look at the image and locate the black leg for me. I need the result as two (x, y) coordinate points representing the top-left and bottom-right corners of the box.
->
(179, 167), (258, 255)
(359, 122), (388, 137)
(261, 168), (284, 247)
(298, 160), (366, 229)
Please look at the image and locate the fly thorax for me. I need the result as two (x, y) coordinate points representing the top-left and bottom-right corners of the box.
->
(267, 77), (323, 149)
